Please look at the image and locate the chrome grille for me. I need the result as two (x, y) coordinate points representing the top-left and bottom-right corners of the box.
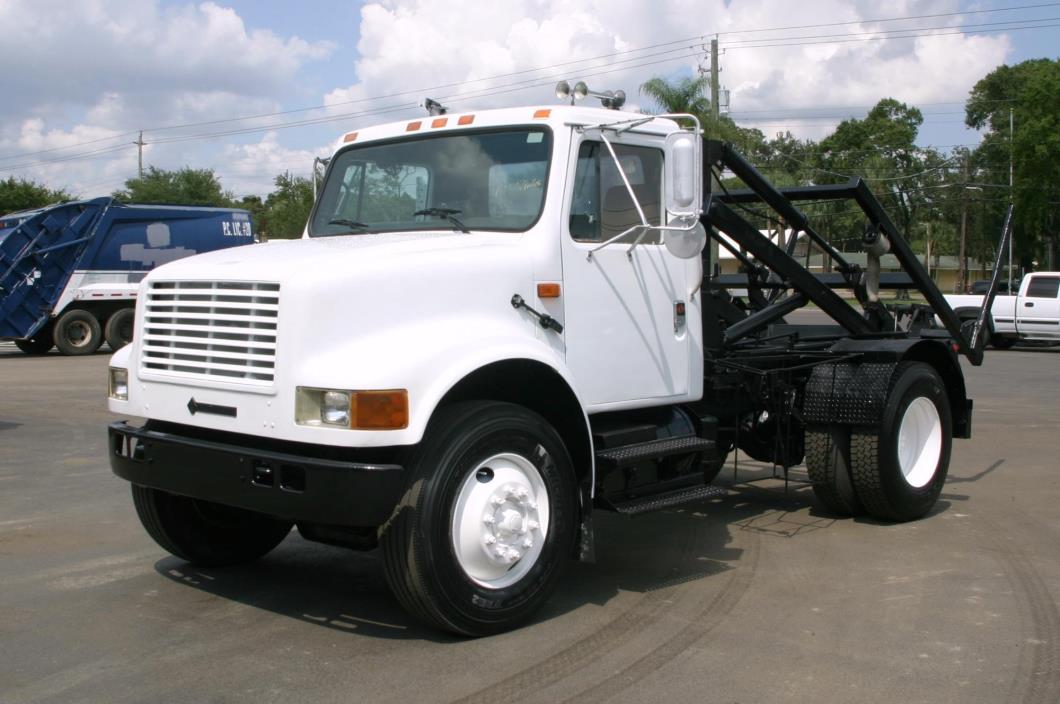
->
(141, 281), (280, 386)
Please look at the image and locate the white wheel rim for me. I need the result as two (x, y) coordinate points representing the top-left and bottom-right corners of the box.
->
(451, 452), (550, 590)
(897, 396), (942, 488)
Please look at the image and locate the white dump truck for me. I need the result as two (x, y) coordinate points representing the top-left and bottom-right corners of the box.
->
(107, 90), (982, 635)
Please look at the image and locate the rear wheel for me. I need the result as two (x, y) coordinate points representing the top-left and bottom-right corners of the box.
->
(805, 425), (864, 516)
(15, 335), (54, 355)
(131, 486), (292, 567)
(849, 362), (952, 522)
(104, 308), (135, 350)
(53, 309), (103, 355)
(380, 401), (578, 636)
(991, 335), (1016, 350)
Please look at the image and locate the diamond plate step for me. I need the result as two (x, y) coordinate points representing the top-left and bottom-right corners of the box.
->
(612, 484), (728, 516)
(594, 435), (716, 470)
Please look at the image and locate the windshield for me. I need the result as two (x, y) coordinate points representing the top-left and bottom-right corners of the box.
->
(310, 127), (552, 236)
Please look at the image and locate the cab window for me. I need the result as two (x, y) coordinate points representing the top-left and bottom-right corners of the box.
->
(1026, 276), (1060, 298)
(569, 141), (663, 244)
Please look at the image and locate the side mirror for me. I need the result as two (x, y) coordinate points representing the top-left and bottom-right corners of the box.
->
(664, 219), (706, 259)
(664, 131), (702, 218)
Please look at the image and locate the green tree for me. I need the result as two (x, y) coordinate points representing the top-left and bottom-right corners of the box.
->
(261, 172), (314, 239)
(966, 58), (1060, 269)
(641, 75), (767, 152)
(0, 177), (74, 215)
(818, 99), (927, 235)
(639, 76), (712, 115)
(114, 166), (233, 207)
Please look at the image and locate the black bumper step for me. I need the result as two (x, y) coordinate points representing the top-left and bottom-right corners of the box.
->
(613, 484), (727, 515)
(595, 436), (716, 470)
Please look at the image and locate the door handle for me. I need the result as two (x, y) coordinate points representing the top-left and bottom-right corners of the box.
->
(1025, 302), (1035, 307)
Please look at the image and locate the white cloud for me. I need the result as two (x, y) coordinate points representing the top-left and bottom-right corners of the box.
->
(0, 0), (1019, 201)
(326, 0), (1010, 141)
(0, 1), (332, 117)
(0, 0), (333, 197)
(216, 131), (328, 197)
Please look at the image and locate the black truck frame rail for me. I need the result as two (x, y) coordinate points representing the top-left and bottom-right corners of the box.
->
(699, 140), (990, 366)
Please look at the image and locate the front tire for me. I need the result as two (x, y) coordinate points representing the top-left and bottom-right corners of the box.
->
(380, 401), (578, 636)
(15, 335), (54, 355)
(849, 362), (952, 522)
(132, 486), (292, 567)
(53, 309), (103, 355)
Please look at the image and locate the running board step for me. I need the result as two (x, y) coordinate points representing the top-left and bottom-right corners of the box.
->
(595, 436), (716, 470)
(612, 484), (727, 516)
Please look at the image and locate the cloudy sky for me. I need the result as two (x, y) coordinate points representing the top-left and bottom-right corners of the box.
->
(0, 0), (1056, 199)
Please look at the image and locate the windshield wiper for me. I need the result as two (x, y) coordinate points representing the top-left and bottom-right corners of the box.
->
(413, 207), (470, 233)
(328, 218), (370, 231)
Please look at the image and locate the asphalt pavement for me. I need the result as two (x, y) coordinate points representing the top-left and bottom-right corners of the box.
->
(1, 332), (1058, 704)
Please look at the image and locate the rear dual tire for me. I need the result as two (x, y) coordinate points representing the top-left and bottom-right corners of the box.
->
(807, 362), (951, 522)
(105, 308), (135, 350)
(53, 309), (103, 356)
(806, 425), (863, 516)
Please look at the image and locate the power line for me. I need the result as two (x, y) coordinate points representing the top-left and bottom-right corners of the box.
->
(2, 4), (1053, 163)
(714, 2), (1060, 36)
(722, 21), (1060, 51)
(4, 8), (1056, 174)
(719, 15), (1060, 47)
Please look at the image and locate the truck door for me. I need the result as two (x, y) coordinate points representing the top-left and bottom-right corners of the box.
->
(1016, 274), (1060, 338)
(560, 136), (698, 409)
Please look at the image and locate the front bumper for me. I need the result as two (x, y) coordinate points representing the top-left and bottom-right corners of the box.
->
(108, 421), (406, 527)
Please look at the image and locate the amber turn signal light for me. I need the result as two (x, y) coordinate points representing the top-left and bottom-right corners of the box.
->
(537, 282), (561, 298)
(352, 390), (409, 429)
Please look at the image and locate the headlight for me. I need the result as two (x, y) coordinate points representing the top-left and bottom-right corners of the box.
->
(109, 367), (128, 400)
(296, 387), (408, 429)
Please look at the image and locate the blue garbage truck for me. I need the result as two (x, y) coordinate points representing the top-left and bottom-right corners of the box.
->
(0, 197), (255, 355)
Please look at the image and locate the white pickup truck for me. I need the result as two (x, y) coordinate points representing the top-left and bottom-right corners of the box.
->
(945, 272), (1060, 349)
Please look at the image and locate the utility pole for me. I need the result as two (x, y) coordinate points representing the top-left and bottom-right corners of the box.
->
(710, 36), (720, 121)
(133, 131), (146, 180)
(1008, 107), (1014, 293)
(958, 155), (969, 294)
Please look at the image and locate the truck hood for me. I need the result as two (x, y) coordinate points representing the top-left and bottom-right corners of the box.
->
(146, 231), (507, 282)
(137, 229), (541, 398)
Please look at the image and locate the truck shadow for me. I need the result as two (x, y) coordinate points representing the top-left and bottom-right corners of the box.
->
(0, 349), (116, 360)
(151, 471), (883, 642)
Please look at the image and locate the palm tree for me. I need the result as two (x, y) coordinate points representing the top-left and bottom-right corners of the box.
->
(639, 76), (712, 115)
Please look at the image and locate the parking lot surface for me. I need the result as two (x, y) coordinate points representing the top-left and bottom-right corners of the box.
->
(2, 334), (1059, 704)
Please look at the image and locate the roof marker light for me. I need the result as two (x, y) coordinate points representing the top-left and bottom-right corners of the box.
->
(431, 117), (448, 128)
(343, 132), (358, 143)
(533, 109), (551, 119)
(406, 121), (422, 132)
(458, 115), (475, 126)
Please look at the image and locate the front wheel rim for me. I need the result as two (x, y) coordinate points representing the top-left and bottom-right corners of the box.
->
(897, 396), (943, 488)
(451, 452), (550, 589)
